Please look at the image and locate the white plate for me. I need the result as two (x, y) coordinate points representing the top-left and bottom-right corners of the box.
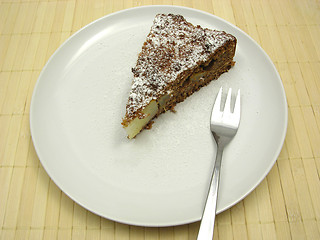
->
(30, 6), (288, 226)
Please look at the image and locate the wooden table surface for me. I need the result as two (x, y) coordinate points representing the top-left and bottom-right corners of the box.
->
(1, 0), (320, 239)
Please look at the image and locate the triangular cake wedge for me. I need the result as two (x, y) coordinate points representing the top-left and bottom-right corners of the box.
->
(122, 14), (237, 139)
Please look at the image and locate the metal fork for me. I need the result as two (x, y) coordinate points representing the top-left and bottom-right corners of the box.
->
(197, 87), (241, 240)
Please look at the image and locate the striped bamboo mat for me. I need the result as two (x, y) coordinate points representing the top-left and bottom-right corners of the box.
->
(1, 0), (320, 239)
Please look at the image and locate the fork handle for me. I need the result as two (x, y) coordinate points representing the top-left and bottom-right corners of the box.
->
(197, 147), (223, 240)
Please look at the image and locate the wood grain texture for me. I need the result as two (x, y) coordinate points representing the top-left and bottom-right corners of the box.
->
(0, 0), (319, 239)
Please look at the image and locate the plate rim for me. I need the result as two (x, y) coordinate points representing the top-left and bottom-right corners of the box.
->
(30, 5), (288, 227)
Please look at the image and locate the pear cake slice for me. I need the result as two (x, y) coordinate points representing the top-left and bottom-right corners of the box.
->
(122, 14), (237, 139)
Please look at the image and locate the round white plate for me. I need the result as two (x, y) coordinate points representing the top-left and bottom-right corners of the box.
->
(30, 6), (288, 226)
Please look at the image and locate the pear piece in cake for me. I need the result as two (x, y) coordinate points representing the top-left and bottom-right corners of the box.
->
(122, 14), (237, 139)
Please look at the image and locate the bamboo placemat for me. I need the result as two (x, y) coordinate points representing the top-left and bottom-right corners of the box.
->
(1, 0), (319, 239)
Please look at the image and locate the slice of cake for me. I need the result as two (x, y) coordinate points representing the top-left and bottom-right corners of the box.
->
(122, 14), (237, 139)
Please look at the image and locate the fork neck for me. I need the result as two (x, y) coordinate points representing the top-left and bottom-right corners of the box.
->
(212, 133), (231, 149)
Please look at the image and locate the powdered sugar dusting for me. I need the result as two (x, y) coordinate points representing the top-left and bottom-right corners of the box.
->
(125, 14), (235, 119)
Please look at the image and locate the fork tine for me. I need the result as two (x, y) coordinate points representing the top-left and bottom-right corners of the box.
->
(224, 88), (232, 113)
(233, 89), (241, 121)
(212, 87), (223, 114)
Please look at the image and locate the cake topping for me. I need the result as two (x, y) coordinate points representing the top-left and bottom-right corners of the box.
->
(125, 13), (235, 119)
